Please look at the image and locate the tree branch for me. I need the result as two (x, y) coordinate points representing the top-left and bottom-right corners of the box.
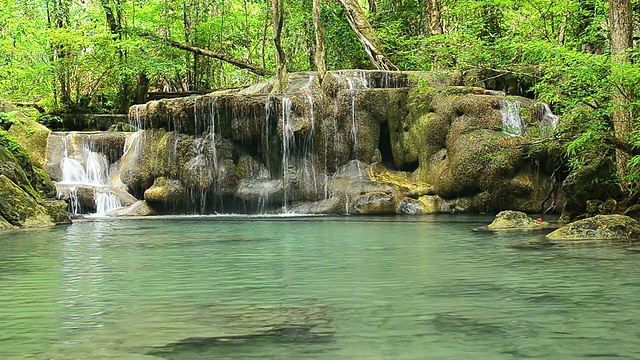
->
(603, 135), (640, 156)
(137, 30), (273, 77)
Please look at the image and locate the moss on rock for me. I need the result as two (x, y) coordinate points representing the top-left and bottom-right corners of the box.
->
(487, 210), (549, 230)
(546, 215), (640, 241)
(0, 175), (53, 227)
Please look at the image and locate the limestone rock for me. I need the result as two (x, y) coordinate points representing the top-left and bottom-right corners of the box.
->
(0, 215), (15, 230)
(112, 200), (157, 216)
(0, 175), (53, 227)
(8, 118), (51, 168)
(352, 192), (398, 214)
(144, 177), (186, 204)
(0, 145), (39, 199)
(487, 210), (549, 230)
(40, 200), (72, 225)
(546, 215), (640, 241)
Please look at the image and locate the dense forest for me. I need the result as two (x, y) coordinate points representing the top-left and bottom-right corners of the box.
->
(1, 0), (639, 202)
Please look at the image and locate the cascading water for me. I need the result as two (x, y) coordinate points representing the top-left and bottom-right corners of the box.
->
(55, 133), (130, 216)
(499, 100), (525, 136)
(281, 97), (293, 212)
(540, 103), (559, 136)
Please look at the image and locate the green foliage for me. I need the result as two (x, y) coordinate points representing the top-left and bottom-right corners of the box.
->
(0, 129), (22, 155)
(0, 112), (23, 130)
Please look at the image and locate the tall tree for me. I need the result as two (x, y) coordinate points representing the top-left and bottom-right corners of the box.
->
(424, 0), (443, 36)
(609, 0), (633, 179)
(336, 0), (397, 70)
(313, 0), (327, 81)
(47, 0), (72, 109)
(271, 0), (288, 91)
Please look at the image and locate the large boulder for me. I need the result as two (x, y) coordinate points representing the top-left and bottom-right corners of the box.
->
(0, 175), (53, 227)
(546, 215), (640, 241)
(8, 118), (51, 168)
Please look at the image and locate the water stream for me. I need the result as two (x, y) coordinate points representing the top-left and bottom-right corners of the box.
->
(1, 215), (640, 359)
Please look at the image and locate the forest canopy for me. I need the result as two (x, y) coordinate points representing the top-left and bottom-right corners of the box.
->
(1, 0), (640, 195)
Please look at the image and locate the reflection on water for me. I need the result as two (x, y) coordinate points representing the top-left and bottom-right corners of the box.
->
(1, 215), (640, 359)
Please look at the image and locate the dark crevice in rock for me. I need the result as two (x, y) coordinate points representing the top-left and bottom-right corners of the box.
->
(401, 160), (419, 173)
(378, 121), (397, 170)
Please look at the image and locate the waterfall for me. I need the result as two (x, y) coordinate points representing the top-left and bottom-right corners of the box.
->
(281, 97), (293, 212)
(209, 98), (219, 172)
(55, 133), (128, 216)
(540, 103), (559, 136)
(499, 100), (525, 136)
(94, 192), (122, 216)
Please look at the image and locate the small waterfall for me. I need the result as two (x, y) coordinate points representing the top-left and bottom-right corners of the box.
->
(55, 133), (127, 216)
(499, 100), (525, 136)
(209, 98), (219, 172)
(540, 103), (559, 136)
(94, 192), (122, 216)
(281, 97), (293, 212)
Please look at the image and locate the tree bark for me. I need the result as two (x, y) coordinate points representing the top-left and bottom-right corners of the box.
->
(138, 32), (273, 76)
(609, 0), (633, 178)
(271, 0), (288, 92)
(424, 0), (443, 36)
(558, 12), (568, 45)
(336, 0), (397, 70)
(367, 0), (377, 14)
(313, 0), (327, 82)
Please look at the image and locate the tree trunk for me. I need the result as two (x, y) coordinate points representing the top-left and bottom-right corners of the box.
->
(609, 0), (633, 179)
(138, 32), (273, 76)
(313, 0), (327, 82)
(367, 0), (377, 14)
(271, 0), (288, 92)
(336, 0), (397, 71)
(558, 12), (568, 45)
(424, 0), (443, 36)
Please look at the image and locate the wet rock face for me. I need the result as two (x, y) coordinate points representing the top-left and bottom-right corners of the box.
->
(72, 70), (561, 215)
(546, 215), (640, 241)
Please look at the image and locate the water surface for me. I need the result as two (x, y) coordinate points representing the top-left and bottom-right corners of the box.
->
(1, 215), (640, 359)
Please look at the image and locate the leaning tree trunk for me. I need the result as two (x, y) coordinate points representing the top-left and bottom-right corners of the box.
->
(424, 0), (443, 36)
(271, 0), (288, 92)
(313, 0), (327, 82)
(336, 0), (397, 70)
(609, 0), (633, 179)
(138, 31), (273, 76)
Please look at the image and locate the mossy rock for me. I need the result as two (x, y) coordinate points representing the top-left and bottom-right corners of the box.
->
(352, 192), (398, 214)
(144, 177), (186, 204)
(0, 215), (15, 230)
(0, 175), (53, 227)
(546, 215), (640, 241)
(8, 118), (51, 169)
(0, 144), (39, 199)
(40, 200), (72, 225)
(487, 210), (549, 230)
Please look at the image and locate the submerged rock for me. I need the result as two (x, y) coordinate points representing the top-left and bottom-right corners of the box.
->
(487, 210), (549, 230)
(546, 215), (640, 241)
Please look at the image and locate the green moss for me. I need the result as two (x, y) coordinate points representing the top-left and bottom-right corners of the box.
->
(0, 175), (53, 227)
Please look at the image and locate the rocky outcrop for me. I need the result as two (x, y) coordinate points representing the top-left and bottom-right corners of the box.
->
(0, 174), (54, 227)
(486, 210), (549, 230)
(546, 215), (640, 241)
(0, 101), (71, 229)
(43, 71), (561, 216)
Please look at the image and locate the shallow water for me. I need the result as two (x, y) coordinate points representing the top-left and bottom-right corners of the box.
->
(1, 215), (640, 359)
